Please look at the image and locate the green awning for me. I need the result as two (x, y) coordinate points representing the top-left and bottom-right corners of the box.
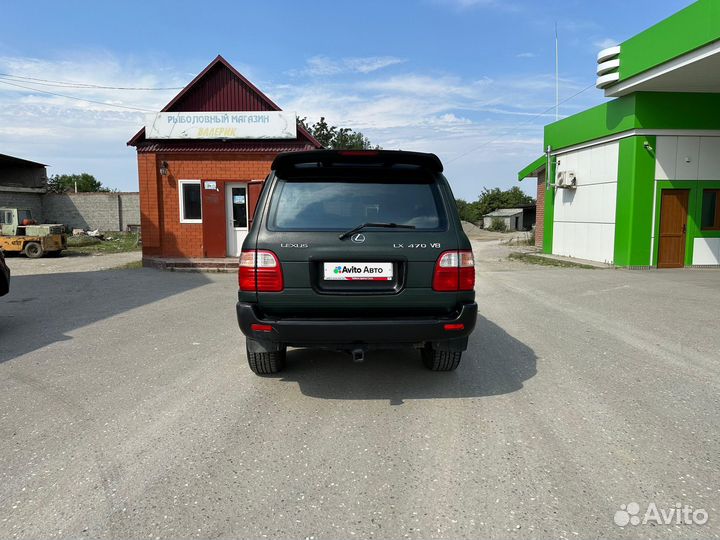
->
(517, 155), (546, 181)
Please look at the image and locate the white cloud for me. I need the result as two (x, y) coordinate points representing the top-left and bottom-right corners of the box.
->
(270, 64), (599, 198)
(0, 52), (601, 198)
(0, 54), (189, 188)
(291, 55), (406, 76)
(432, 0), (506, 9)
(594, 37), (619, 50)
(516, 52), (537, 59)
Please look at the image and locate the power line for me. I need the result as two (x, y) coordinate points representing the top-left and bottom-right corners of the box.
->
(447, 82), (595, 164)
(0, 78), (156, 112)
(0, 72), (183, 91)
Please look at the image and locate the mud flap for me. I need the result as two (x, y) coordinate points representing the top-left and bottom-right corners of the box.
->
(433, 337), (468, 352)
(246, 337), (283, 353)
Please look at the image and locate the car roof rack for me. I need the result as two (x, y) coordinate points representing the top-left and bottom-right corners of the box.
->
(272, 150), (444, 173)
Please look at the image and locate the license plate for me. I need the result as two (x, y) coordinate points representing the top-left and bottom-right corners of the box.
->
(323, 262), (393, 281)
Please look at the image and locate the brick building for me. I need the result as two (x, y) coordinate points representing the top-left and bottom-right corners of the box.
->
(128, 56), (321, 261)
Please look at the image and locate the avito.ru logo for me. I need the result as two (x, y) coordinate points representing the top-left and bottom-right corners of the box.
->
(333, 265), (375, 274)
(614, 502), (709, 527)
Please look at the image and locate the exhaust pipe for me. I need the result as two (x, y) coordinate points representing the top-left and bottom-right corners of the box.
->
(351, 349), (365, 363)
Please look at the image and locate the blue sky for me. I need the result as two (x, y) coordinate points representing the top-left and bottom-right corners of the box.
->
(0, 0), (693, 199)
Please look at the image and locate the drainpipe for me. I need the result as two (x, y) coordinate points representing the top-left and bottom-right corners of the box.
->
(546, 145), (553, 189)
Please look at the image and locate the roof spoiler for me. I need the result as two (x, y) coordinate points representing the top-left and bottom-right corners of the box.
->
(271, 150), (444, 173)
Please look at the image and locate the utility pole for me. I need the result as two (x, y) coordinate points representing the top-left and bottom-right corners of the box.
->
(555, 22), (559, 122)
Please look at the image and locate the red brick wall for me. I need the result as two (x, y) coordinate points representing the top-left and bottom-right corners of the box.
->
(535, 171), (545, 249)
(137, 152), (274, 258)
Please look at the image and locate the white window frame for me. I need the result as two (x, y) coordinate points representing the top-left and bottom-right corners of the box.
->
(179, 180), (202, 224)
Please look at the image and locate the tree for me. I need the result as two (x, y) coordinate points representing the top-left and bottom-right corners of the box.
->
(456, 187), (535, 224)
(299, 117), (379, 150)
(47, 173), (112, 193)
(455, 198), (483, 224)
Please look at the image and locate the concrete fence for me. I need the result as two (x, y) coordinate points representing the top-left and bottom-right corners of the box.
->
(0, 191), (140, 232)
(42, 192), (140, 231)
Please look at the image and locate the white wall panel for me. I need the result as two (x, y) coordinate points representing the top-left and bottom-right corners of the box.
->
(553, 141), (619, 263)
(655, 136), (677, 180)
(676, 137), (700, 180)
(602, 142), (620, 182)
(698, 137), (720, 180)
(553, 222), (616, 263)
(655, 136), (720, 180)
(554, 183), (617, 223)
(693, 238), (720, 265)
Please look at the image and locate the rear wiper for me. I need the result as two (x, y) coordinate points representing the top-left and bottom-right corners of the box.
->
(339, 222), (416, 240)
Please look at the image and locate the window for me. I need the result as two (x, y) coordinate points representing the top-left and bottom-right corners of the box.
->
(179, 180), (202, 223)
(701, 189), (720, 230)
(269, 178), (446, 231)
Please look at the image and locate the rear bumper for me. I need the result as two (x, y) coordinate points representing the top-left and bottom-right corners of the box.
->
(236, 301), (477, 348)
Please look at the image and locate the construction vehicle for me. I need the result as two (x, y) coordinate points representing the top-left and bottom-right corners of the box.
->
(0, 208), (67, 258)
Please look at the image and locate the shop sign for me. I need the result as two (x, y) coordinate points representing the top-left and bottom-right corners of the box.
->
(145, 111), (297, 139)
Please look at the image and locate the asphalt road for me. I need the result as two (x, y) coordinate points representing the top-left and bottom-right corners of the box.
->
(0, 243), (718, 539)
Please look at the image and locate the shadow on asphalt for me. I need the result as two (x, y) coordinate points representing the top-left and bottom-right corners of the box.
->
(275, 316), (537, 404)
(0, 269), (211, 363)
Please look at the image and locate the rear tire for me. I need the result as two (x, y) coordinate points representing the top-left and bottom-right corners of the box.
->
(24, 242), (44, 259)
(422, 348), (462, 371)
(246, 345), (286, 375)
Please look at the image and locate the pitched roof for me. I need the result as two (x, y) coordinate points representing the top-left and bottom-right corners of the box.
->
(483, 208), (525, 217)
(0, 153), (46, 168)
(127, 55), (321, 149)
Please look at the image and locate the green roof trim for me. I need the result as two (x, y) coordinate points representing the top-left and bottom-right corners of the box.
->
(619, 0), (720, 82)
(517, 155), (546, 181)
(544, 92), (720, 152)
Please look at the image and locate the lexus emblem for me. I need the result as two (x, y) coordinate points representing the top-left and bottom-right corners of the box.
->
(351, 233), (366, 243)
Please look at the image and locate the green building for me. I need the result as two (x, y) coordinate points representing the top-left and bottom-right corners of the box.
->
(519, 0), (720, 268)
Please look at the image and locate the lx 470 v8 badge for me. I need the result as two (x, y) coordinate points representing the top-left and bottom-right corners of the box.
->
(393, 243), (442, 249)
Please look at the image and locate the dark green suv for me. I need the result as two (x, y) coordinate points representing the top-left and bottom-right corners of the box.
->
(236, 150), (477, 374)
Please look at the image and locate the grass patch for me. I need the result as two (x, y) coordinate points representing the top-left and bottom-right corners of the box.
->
(508, 252), (597, 269)
(112, 260), (143, 270)
(66, 232), (141, 254)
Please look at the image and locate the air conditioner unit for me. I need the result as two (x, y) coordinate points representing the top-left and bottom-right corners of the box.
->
(556, 170), (566, 187)
(565, 171), (578, 189)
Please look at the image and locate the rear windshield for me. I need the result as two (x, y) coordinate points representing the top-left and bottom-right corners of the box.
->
(268, 178), (447, 231)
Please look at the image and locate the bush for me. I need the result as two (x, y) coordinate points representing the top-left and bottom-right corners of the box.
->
(488, 218), (507, 232)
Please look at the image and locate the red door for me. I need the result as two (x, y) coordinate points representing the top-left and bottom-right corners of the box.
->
(201, 180), (226, 258)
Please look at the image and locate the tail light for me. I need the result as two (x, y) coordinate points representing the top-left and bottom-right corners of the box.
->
(239, 250), (284, 292)
(432, 250), (475, 291)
